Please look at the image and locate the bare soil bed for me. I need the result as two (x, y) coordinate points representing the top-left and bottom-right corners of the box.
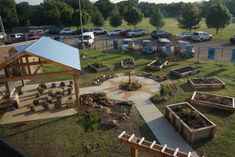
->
(188, 77), (225, 90)
(171, 66), (200, 77)
(147, 60), (168, 70)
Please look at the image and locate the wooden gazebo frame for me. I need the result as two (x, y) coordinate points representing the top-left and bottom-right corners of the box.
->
(0, 50), (80, 106)
(118, 131), (193, 157)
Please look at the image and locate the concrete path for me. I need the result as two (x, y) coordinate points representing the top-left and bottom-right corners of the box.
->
(81, 76), (199, 157)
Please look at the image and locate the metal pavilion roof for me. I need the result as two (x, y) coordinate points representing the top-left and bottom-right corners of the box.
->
(0, 37), (81, 71)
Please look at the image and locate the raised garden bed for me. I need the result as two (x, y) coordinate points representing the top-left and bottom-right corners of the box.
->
(165, 102), (216, 144)
(121, 58), (135, 69)
(88, 63), (110, 72)
(147, 59), (168, 70)
(188, 77), (225, 90)
(137, 72), (169, 82)
(170, 66), (200, 77)
(190, 91), (235, 112)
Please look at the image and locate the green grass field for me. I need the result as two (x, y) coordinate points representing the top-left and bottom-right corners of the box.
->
(78, 18), (235, 40)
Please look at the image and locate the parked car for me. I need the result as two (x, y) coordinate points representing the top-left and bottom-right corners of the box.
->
(8, 33), (24, 42)
(29, 29), (44, 33)
(107, 29), (123, 36)
(176, 32), (191, 40)
(90, 28), (107, 35)
(26, 32), (43, 40)
(59, 28), (74, 35)
(156, 38), (174, 57)
(141, 40), (155, 54)
(77, 32), (95, 47)
(120, 29), (131, 37)
(72, 28), (89, 35)
(175, 40), (195, 57)
(191, 31), (212, 42)
(0, 32), (6, 39)
(127, 28), (146, 37)
(230, 35), (235, 44)
(53, 36), (64, 42)
(151, 30), (171, 39)
(122, 39), (135, 51)
(45, 28), (62, 34)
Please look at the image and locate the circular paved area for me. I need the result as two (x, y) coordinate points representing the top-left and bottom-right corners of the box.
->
(101, 76), (161, 101)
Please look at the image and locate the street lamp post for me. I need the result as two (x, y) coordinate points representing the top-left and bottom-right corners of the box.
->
(78, 0), (85, 49)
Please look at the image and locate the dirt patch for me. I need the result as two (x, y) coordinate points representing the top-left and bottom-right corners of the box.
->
(191, 78), (222, 84)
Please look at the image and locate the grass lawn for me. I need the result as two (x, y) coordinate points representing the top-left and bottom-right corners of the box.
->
(43, 49), (235, 157)
(1, 49), (235, 157)
(74, 18), (235, 40)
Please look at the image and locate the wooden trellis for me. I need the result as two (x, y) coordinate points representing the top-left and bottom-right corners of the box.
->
(118, 131), (192, 157)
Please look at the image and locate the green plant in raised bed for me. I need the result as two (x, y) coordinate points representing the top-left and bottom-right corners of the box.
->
(119, 81), (141, 91)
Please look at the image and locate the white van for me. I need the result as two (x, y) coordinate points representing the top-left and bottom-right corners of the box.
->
(78, 32), (95, 47)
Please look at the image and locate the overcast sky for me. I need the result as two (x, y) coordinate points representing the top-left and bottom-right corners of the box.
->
(15, 0), (207, 5)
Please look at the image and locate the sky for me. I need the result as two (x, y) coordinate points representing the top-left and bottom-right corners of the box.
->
(15, 0), (207, 5)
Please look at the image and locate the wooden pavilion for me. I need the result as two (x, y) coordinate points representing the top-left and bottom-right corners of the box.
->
(0, 37), (81, 107)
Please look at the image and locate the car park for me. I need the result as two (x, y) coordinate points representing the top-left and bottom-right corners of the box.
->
(72, 28), (89, 35)
(107, 29), (123, 36)
(176, 32), (191, 40)
(45, 28), (62, 34)
(53, 36), (64, 42)
(175, 40), (195, 58)
(122, 39), (135, 51)
(0, 32), (6, 40)
(191, 31), (212, 42)
(120, 29), (131, 37)
(141, 40), (155, 54)
(77, 32), (95, 47)
(127, 28), (146, 37)
(29, 29), (44, 33)
(90, 28), (107, 35)
(59, 28), (74, 35)
(151, 30), (171, 39)
(230, 35), (235, 44)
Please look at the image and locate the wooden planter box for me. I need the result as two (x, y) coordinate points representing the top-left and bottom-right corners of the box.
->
(88, 64), (110, 72)
(190, 91), (235, 112)
(121, 58), (135, 69)
(147, 60), (168, 70)
(188, 77), (225, 90)
(170, 66), (200, 77)
(165, 102), (216, 145)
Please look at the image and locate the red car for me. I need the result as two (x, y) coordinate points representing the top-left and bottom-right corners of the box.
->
(120, 29), (131, 37)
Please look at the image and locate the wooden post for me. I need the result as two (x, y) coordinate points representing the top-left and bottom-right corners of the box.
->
(73, 73), (80, 107)
(25, 56), (31, 75)
(4, 67), (10, 96)
(220, 48), (224, 66)
(130, 147), (138, 157)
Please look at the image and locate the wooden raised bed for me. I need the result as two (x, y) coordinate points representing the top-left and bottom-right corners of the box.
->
(88, 63), (110, 72)
(147, 60), (168, 70)
(165, 102), (216, 144)
(170, 66), (200, 77)
(188, 77), (225, 90)
(121, 58), (135, 69)
(190, 91), (235, 112)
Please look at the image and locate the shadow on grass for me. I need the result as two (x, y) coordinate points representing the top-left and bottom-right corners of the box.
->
(100, 55), (120, 61)
(3, 116), (73, 139)
(139, 123), (157, 142)
(192, 137), (212, 150)
(204, 69), (227, 77)
(167, 63), (179, 68)
(180, 82), (194, 93)
(207, 108), (233, 118)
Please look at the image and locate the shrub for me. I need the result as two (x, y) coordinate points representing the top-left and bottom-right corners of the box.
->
(119, 81), (141, 91)
(93, 62), (104, 68)
(82, 109), (101, 132)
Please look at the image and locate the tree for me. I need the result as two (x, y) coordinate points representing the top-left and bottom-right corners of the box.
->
(61, 8), (73, 26)
(206, 2), (232, 34)
(0, 0), (18, 30)
(94, 0), (114, 19)
(92, 9), (104, 27)
(178, 3), (201, 33)
(16, 2), (33, 26)
(72, 10), (90, 27)
(124, 7), (143, 26)
(150, 8), (165, 29)
(109, 7), (122, 27)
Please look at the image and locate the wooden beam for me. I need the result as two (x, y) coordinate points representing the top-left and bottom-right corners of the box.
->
(32, 65), (42, 75)
(128, 134), (135, 142)
(118, 131), (126, 139)
(3, 68), (10, 96)
(0, 52), (26, 70)
(161, 144), (167, 153)
(173, 148), (179, 156)
(150, 141), (156, 149)
(16, 60), (51, 66)
(25, 56), (31, 75)
(0, 70), (76, 83)
(8, 64), (27, 75)
(73, 73), (80, 107)
(130, 147), (138, 157)
(138, 137), (145, 145)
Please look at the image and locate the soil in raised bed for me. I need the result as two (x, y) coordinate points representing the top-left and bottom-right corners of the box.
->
(92, 63), (108, 69)
(191, 78), (221, 84)
(170, 104), (211, 129)
(174, 66), (198, 73)
(194, 93), (233, 107)
(152, 60), (166, 66)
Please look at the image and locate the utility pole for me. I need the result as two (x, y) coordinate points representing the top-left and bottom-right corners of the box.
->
(79, 0), (85, 49)
(0, 16), (7, 43)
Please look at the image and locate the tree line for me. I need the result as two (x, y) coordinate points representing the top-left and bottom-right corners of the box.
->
(0, 0), (234, 34)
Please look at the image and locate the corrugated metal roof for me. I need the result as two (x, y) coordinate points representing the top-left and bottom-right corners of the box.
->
(25, 37), (80, 70)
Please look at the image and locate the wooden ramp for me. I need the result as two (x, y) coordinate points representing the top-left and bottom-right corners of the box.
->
(118, 131), (193, 157)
